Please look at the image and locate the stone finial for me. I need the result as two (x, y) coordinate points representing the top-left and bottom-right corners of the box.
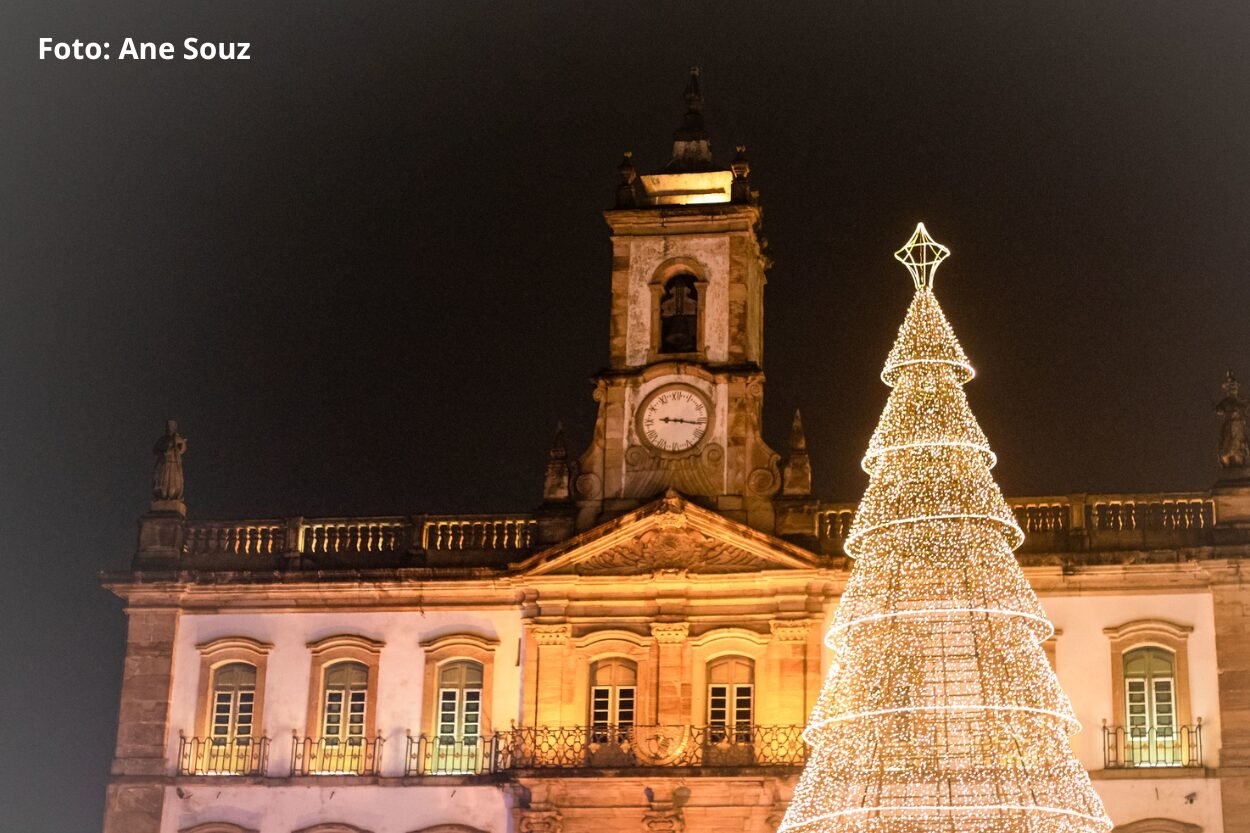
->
(1217, 370), (1249, 470)
(615, 151), (638, 208)
(151, 419), (187, 513)
(669, 66), (712, 171)
(730, 144), (753, 203)
(542, 422), (572, 503)
(780, 409), (813, 497)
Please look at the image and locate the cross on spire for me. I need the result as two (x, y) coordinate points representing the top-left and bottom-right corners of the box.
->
(894, 222), (950, 291)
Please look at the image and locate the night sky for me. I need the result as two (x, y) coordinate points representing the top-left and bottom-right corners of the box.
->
(4, 3), (1250, 830)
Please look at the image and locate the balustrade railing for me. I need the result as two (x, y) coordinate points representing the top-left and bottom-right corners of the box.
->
(1102, 722), (1202, 768)
(302, 519), (408, 554)
(422, 517), (537, 551)
(177, 736), (269, 775)
(404, 725), (806, 775)
(184, 522), (285, 556)
(816, 492), (1216, 554)
(406, 733), (497, 775)
(290, 736), (384, 776)
(180, 513), (538, 559)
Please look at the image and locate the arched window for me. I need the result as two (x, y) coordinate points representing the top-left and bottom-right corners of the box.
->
(210, 662), (256, 741)
(437, 660), (483, 742)
(590, 658), (637, 741)
(1124, 646), (1176, 739)
(659, 274), (698, 353)
(707, 656), (754, 742)
(322, 661), (369, 744)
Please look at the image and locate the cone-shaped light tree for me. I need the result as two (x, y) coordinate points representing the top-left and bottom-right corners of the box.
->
(779, 224), (1111, 833)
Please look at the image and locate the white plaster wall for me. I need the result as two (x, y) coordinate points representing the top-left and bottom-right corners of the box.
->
(624, 235), (730, 365)
(1041, 593), (1221, 769)
(1093, 777), (1222, 833)
(162, 783), (510, 833)
(167, 610), (525, 778)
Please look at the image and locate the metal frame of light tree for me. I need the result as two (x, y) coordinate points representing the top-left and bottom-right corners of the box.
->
(779, 224), (1112, 833)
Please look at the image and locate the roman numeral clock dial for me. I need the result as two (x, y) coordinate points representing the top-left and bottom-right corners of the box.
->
(637, 385), (711, 454)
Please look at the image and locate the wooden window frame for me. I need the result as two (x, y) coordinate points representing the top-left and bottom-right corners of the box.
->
(690, 628), (770, 730)
(571, 629), (655, 727)
(436, 659), (484, 740)
(305, 634), (384, 742)
(1104, 619), (1194, 729)
(419, 632), (499, 738)
(193, 637), (272, 741)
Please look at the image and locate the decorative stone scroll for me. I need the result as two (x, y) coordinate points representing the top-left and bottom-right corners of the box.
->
(650, 622), (690, 643)
(529, 624), (572, 646)
(642, 810), (685, 833)
(770, 619), (813, 642)
(515, 810), (563, 833)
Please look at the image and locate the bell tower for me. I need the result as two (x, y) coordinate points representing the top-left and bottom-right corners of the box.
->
(573, 68), (780, 532)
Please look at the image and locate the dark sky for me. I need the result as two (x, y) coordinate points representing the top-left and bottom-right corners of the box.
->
(3, 2), (1250, 830)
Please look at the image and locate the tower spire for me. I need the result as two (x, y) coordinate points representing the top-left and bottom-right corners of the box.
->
(669, 66), (712, 171)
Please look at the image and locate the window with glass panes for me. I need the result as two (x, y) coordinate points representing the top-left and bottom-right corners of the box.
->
(322, 661), (368, 743)
(1124, 646), (1176, 738)
(707, 656), (753, 742)
(210, 662), (256, 741)
(589, 658), (636, 741)
(437, 660), (483, 741)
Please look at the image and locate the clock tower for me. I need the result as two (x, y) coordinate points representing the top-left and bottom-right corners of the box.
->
(572, 68), (782, 533)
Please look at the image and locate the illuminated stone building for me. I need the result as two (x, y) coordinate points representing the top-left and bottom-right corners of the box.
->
(103, 70), (1250, 833)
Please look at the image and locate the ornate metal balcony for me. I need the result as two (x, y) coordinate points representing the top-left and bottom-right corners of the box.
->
(290, 736), (384, 776)
(177, 736), (269, 776)
(406, 733), (497, 775)
(405, 725), (807, 776)
(1102, 722), (1203, 768)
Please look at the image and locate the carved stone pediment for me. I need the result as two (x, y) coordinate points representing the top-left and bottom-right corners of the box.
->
(513, 492), (821, 577)
(575, 527), (775, 575)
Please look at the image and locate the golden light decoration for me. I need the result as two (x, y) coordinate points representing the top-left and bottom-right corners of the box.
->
(894, 221), (950, 291)
(779, 224), (1112, 833)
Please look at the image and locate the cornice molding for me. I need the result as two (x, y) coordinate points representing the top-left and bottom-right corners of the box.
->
(1103, 619), (1194, 643)
(306, 633), (385, 655)
(418, 631), (500, 653)
(195, 636), (273, 656)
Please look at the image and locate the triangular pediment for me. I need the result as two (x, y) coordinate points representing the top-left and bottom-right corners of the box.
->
(513, 493), (823, 577)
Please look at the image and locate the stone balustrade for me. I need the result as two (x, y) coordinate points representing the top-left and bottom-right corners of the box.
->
(171, 514), (539, 562)
(156, 490), (1224, 567)
(816, 491), (1217, 554)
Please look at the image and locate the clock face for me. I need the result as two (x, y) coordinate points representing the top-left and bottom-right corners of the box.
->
(638, 385), (710, 453)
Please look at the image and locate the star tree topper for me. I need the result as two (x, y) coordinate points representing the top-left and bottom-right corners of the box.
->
(894, 221), (950, 290)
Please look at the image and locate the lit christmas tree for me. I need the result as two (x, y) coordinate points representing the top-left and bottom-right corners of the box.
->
(779, 224), (1111, 833)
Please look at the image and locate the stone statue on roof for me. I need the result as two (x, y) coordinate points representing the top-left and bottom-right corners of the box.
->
(1217, 371), (1248, 469)
(152, 419), (187, 505)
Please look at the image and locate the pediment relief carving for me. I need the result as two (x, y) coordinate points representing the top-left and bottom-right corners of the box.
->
(515, 493), (821, 577)
(573, 527), (776, 575)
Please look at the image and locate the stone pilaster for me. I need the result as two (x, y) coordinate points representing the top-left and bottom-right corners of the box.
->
(1213, 577), (1250, 833)
(767, 619), (815, 726)
(529, 624), (572, 729)
(650, 622), (690, 725)
(103, 608), (178, 833)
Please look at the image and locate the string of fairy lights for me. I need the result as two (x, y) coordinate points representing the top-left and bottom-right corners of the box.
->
(779, 225), (1112, 833)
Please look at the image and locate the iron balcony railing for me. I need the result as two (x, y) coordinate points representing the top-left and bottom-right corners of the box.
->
(1102, 721), (1203, 768)
(405, 725), (807, 775)
(407, 733), (498, 775)
(290, 736), (384, 776)
(177, 736), (269, 776)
